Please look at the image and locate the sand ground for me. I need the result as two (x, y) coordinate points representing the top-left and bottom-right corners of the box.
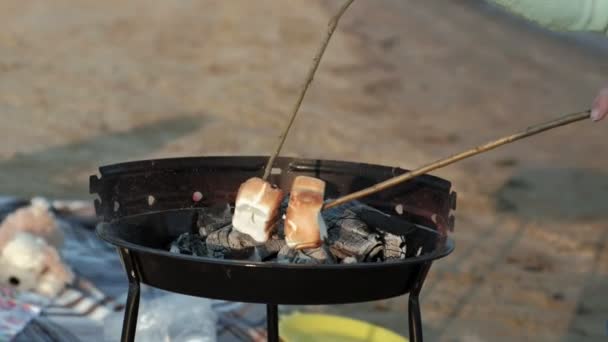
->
(1, 0), (607, 341)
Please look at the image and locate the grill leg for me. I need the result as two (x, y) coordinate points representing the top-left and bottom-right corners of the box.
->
(408, 262), (431, 342)
(121, 281), (141, 342)
(408, 293), (423, 342)
(267, 304), (279, 342)
(119, 248), (141, 342)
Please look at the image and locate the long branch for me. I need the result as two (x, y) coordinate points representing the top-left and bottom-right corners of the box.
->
(323, 110), (591, 209)
(262, 0), (355, 180)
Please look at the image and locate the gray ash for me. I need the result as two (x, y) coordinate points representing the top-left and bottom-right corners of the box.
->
(326, 210), (383, 262)
(168, 200), (420, 264)
(382, 232), (407, 260)
(205, 225), (258, 260)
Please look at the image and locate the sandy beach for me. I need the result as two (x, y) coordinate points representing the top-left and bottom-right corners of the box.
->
(1, 1), (607, 340)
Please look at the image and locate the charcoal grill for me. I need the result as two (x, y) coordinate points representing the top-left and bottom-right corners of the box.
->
(90, 156), (457, 342)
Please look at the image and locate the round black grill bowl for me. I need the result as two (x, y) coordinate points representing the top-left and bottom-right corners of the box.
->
(90, 156), (457, 342)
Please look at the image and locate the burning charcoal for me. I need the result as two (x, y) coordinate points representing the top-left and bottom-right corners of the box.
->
(169, 233), (207, 257)
(206, 226), (258, 260)
(256, 237), (287, 261)
(301, 245), (334, 264)
(342, 256), (357, 264)
(230, 228), (258, 248)
(205, 226), (230, 254)
(197, 204), (232, 237)
(331, 210), (373, 237)
(327, 210), (382, 262)
(292, 252), (316, 264)
(382, 232), (407, 260)
(322, 200), (366, 228)
(277, 244), (298, 263)
(277, 244), (334, 264)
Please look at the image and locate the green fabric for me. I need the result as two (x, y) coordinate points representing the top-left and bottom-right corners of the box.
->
(489, 0), (608, 34)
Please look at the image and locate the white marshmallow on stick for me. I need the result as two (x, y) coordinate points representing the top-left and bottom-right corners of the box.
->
(232, 177), (284, 243)
(284, 176), (328, 250)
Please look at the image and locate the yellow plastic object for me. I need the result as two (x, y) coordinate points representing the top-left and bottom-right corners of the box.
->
(279, 313), (408, 342)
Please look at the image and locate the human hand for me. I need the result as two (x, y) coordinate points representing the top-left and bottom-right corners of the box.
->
(591, 86), (608, 121)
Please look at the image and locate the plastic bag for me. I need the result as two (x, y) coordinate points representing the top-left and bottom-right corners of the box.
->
(104, 286), (217, 342)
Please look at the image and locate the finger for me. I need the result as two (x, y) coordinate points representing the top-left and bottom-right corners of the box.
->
(591, 88), (608, 121)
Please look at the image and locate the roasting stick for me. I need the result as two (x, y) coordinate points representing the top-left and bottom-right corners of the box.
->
(262, 0), (355, 180)
(323, 110), (591, 210)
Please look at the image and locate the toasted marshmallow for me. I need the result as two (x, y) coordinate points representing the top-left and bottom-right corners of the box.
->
(284, 176), (327, 250)
(232, 177), (283, 243)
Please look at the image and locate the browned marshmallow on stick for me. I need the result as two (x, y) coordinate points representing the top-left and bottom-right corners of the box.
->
(232, 177), (283, 243)
(284, 176), (328, 250)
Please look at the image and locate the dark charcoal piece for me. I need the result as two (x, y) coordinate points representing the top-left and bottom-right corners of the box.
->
(301, 245), (335, 264)
(276, 244), (297, 263)
(274, 220), (285, 239)
(169, 233), (207, 257)
(197, 204), (232, 237)
(277, 245), (334, 264)
(206, 226), (258, 260)
(332, 209), (371, 237)
(327, 210), (382, 262)
(322, 200), (366, 229)
(383, 232), (407, 260)
(256, 237), (287, 261)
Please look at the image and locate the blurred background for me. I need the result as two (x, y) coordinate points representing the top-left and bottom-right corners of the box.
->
(1, 0), (607, 340)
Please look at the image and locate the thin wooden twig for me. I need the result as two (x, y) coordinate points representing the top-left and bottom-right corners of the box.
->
(262, 0), (355, 180)
(323, 110), (591, 209)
